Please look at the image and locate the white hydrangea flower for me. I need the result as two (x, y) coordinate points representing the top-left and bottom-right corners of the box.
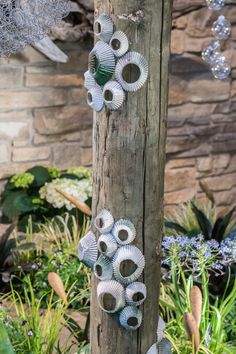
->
(39, 178), (92, 210)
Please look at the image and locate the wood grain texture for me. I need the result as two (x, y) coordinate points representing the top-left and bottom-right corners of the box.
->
(91, 0), (173, 353)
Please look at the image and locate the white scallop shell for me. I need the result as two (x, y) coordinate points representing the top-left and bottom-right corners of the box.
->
(146, 339), (171, 354)
(77, 231), (98, 268)
(94, 209), (114, 233)
(97, 280), (125, 313)
(109, 31), (129, 57)
(119, 306), (142, 331)
(115, 51), (149, 92)
(84, 70), (96, 90)
(94, 255), (113, 281)
(112, 218), (136, 245)
(87, 85), (104, 112)
(103, 80), (125, 111)
(97, 233), (118, 258)
(112, 245), (145, 285)
(94, 13), (114, 42)
(157, 317), (166, 343)
(125, 282), (147, 306)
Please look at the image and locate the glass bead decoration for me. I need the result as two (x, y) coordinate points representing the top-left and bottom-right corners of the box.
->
(212, 15), (231, 40)
(211, 55), (231, 80)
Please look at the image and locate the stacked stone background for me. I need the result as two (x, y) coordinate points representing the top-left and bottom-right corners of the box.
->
(0, 0), (236, 211)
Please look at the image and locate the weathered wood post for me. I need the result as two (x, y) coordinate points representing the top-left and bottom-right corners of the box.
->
(91, 0), (173, 353)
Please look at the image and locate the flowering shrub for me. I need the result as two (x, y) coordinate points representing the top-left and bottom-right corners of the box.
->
(11, 173), (35, 189)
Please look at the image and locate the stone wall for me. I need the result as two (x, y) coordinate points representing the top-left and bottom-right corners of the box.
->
(0, 1), (236, 211)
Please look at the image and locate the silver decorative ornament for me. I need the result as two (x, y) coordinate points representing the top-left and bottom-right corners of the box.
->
(212, 15), (231, 40)
(115, 51), (149, 92)
(94, 255), (113, 281)
(109, 31), (129, 57)
(146, 339), (172, 354)
(97, 280), (125, 313)
(206, 0), (225, 11)
(77, 231), (98, 268)
(125, 282), (147, 306)
(84, 70), (97, 90)
(201, 41), (221, 65)
(112, 218), (136, 245)
(211, 55), (231, 80)
(87, 85), (104, 112)
(119, 306), (142, 331)
(103, 81), (125, 111)
(157, 317), (166, 343)
(94, 209), (114, 233)
(89, 41), (116, 86)
(97, 233), (118, 258)
(112, 245), (145, 285)
(94, 13), (114, 43)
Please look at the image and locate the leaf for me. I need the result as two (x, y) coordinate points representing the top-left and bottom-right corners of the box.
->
(26, 166), (50, 187)
(78, 344), (90, 354)
(2, 191), (36, 219)
(227, 228), (236, 240)
(212, 208), (235, 242)
(164, 221), (188, 234)
(191, 202), (212, 240)
(0, 224), (15, 250)
(17, 242), (36, 251)
(0, 321), (15, 354)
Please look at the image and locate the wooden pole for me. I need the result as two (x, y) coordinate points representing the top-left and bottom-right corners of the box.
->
(91, 0), (173, 353)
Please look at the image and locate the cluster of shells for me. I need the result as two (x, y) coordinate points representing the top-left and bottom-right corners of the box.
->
(84, 13), (148, 112)
(78, 209), (147, 331)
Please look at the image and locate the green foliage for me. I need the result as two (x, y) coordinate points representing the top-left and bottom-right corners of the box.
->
(0, 320), (15, 354)
(11, 172), (35, 189)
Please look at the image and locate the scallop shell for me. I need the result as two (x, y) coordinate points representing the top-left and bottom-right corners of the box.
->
(112, 218), (136, 245)
(77, 231), (98, 268)
(87, 85), (104, 112)
(94, 209), (114, 233)
(94, 13), (114, 42)
(97, 233), (118, 258)
(119, 306), (142, 331)
(97, 280), (125, 313)
(115, 51), (148, 92)
(109, 31), (129, 57)
(112, 245), (145, 285)
(103, 80), (125, 111)
(89, 41), (116, 85)
(84, 70), (96, 90)
(94, 255), (113, 281)
(125, 282), (147, 306)
(157, 317), (166, 343)
(146, 339), (171, 354)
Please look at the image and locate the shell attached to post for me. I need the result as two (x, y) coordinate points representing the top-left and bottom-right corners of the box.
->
(103, 80), (125, 111)
(89, 41), (116, 85)
(94, 14), (114, 42)
(125, 282), (147, 306)
(97, 233), (118, 258)
(109, 31), (129, 57)
(77, 230), (98, 268)
(112, 245), (145, 285)
(115, 51), (148, 92)
(94, 209), (114, 233)
(146, 339), (172, 354)
(112, 218), (136, 245)
(87, 85), (104, 112)
(97, 280), (125, 313)
(94, 255), (113, 281)
(84, 70), (97, 90)
(119, 306), (142, 331)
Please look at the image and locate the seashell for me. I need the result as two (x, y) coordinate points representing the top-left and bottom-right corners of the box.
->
(97, 233), (118, 258)
(103, 80), (125, 111)
(94, 13), (114, 42)
(48, 272), (68, 305)
(157, 316), (166, 343)
(109, 31), (129, 57)
(125, 282), (147, 306)
(94, 209), (114, 233)
(190, 286), (202, 328)
(77, 230), (98, 268)
(119, 306), (142, 331)
(84, 70), (97, 90)
(87, 85), (104, 112)
(146, 339), (172, 354)
(183, 312), (200, 354)
(94, 255), (113, 281)
(112, 218), (136, 245)
(112, 245), (145, 285)
(89, 41), (116, 85)
(115, 51), (148, 92)
(97, 280), (125, 313)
